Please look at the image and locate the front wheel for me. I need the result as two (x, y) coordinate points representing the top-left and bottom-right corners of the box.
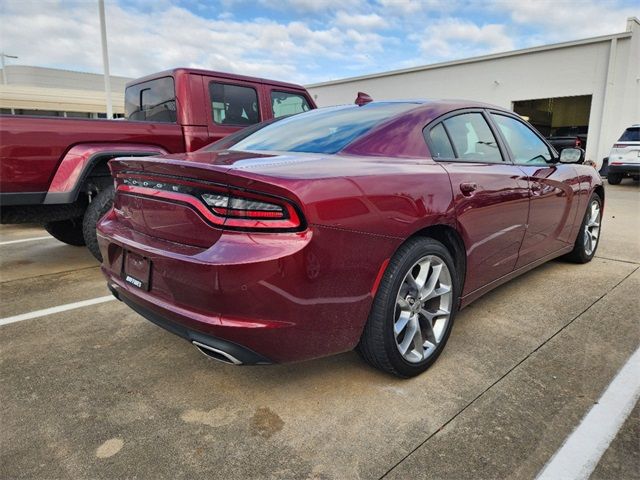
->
(564, 193), (602, 263)
(357, 237), (459, 378)
(83, 184), (115, 262)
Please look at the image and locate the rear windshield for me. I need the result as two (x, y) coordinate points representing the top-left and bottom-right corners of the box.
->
(230, 103), (419, 154)
(125, 77), (176, 122)
(619, 127), (639, 142)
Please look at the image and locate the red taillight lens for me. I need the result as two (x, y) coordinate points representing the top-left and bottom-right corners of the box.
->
(612, 143), (625, 148)
(117, 176), (302, 231)
(202, 193), (286, 219)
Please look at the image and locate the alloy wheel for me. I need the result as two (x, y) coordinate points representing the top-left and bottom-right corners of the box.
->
(584, 200), (601, 256)
(393, 255), (453, 363)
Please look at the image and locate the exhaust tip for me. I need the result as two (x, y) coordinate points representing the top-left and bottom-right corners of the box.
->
(192, 341), (243, 365)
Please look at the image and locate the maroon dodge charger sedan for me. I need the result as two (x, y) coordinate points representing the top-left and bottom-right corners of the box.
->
(97, 100), (603, 377)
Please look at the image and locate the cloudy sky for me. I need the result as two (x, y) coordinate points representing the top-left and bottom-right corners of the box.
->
(1, 0), (637, 84)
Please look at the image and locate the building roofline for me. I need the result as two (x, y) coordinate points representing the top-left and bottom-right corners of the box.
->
(306, 30), (633, 88)
(1, 64), (133, 81)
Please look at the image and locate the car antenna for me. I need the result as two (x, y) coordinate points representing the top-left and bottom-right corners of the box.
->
(355, 92), (373, 106)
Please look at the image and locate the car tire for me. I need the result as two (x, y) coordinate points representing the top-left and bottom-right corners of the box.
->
(564, 192), (602, 264)
(44, 217), (86, 246)
(357, 237), (460, 378)
(607, 173), (622, 185)
(82, 184), (115, 262)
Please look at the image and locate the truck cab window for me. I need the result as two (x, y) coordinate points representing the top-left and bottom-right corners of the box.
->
(125, 77), (176, 123)
(271, 91), (310, 118)
(209, 83), (260, 126)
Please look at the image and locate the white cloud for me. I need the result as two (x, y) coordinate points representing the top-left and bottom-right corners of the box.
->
(491, 0), (637, 42)
(376, 0), (460, 16)
(0, 0), (385, 83)
(334, 11), (387, 29)
(418, 19), (514, 59)
(259, 0), (364, 13)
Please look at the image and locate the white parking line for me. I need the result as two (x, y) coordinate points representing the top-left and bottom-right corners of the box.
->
(0, 236), (54, 246)
(536, 346), (640, 480)
(0, 295), (116, 326)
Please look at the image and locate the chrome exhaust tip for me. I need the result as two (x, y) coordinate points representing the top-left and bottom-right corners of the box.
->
(192, 341), (243, 365)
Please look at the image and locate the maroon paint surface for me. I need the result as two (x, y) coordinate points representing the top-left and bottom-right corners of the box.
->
(97, 100), (603, 363)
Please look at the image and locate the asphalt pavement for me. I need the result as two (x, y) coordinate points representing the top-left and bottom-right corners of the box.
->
(1, 182), (638, 479)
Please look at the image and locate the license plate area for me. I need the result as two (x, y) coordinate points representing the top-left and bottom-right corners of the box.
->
(122, 251), (151, 291)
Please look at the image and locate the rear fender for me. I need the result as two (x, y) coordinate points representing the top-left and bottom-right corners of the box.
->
(44, 143), (168, 204)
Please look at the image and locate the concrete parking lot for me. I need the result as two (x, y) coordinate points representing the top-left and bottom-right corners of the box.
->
(1, 183), (638, 479)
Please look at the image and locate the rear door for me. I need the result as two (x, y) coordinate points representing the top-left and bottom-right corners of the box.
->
(488, 112), (580, 267)
(424, 110), (530, 295)
(203, 76), (265, 143)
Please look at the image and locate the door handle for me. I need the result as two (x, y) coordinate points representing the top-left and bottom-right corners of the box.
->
(460, 182), (477, 195)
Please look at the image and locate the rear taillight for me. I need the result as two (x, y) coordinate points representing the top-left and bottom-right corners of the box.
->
(201, 190), (302, 229)
(202, 193), (285, 219)
(118, 176), (302, 231)
(612, 143), (625, 148)
(575, 138), (582, 148)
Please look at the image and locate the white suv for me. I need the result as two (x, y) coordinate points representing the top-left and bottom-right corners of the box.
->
(607, 125), (640, 185)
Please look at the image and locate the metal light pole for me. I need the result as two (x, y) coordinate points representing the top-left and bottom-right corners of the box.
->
(1, 52), (18, 85)
(98, 0), (113, 119)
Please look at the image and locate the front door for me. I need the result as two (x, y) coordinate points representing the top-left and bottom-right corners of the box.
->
(488, 113), (580, 268)
(425, 111), (530, 296)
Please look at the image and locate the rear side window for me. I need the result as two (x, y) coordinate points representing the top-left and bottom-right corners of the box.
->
(619, 127), (640, 142)
(426, 123), (455, 159)
(271, 91), (310, 118)
(209, 83), (260, 126)
(443, 113), (502, 162)
(125, 77), (176, 122)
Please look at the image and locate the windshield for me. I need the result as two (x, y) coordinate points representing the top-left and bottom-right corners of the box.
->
(125, 77), (176, 123)
(619, 127), (639, 142)
(230, 102), (419, 154)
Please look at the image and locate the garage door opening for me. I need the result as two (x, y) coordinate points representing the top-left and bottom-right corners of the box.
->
(512, 95), (592, 149)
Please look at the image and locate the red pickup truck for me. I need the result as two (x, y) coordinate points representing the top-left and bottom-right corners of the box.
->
(0, 68), (316, 259)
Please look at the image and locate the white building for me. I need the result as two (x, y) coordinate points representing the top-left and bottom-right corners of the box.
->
(0, 65), (131, 118)
(308, 17), (640, 167)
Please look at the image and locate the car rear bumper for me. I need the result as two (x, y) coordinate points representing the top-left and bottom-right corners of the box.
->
(97, 212), (388, 364)
(608, 163), (640, 175)
(108, 283), (272, 364)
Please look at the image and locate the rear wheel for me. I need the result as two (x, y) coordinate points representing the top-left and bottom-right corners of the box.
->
(83, 184), (115, 262)
(44, 217), (86, 246)
(607, 173), (622, 185)
(564, 193), (602, 263)
(358, 237), (459, 378)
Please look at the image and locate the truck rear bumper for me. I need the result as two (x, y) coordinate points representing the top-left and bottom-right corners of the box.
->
(608, 164), (640, 176)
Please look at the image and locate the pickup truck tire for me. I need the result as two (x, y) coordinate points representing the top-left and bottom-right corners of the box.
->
(44, 218), (86, 246)
(607, 173), (622, 185)
(83, 184), (115, 262)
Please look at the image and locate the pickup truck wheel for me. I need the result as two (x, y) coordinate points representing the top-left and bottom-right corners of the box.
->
(83, 184), (115, 262)
(607, 173), (622, 185)
(357, 237), (459, 378)
(44, 218), (86, 246)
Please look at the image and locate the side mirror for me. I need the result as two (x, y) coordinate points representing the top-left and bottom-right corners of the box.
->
(559, 148), (585, 164)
